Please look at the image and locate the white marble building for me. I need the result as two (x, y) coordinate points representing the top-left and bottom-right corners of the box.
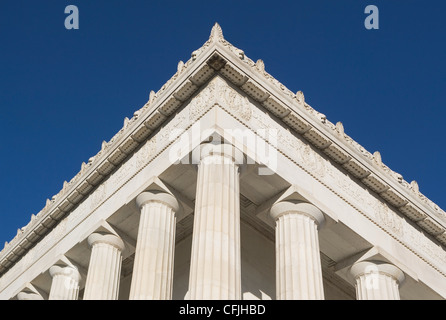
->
(1, 24), (445, 300)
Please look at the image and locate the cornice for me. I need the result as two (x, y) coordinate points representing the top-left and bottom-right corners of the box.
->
(1, 23), (444, 276)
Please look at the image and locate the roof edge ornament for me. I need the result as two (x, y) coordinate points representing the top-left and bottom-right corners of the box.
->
(335, 122), (345, 137)
(373, 151), (382, 166)
(210, 22), (224, 43)
(411, 180), (420, 193)
(177, 60), (185, 73)
(149, 90), (156, 102)
(192, 22), (225, 61)
(295, 90), (305, 105)
(255, 59), (265, 73)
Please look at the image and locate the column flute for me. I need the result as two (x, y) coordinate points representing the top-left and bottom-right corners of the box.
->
(188, 142), (243, 300)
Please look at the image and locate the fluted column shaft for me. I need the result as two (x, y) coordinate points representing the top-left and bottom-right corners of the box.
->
(83, 233), (125, 300)
(188, 143), (242, 300)
(350, 261), (405, 300)
(129, 191), (179, 300)
(49, 265), (80, 300)
(270, 201), (325, 300)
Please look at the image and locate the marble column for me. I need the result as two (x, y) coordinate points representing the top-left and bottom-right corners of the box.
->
(270, 201), (325, 300)
(48, 265), (81, 300)
(129, 190), (179, 300)
(350, 261), (405, 300)
(188, 143), (243, 300)
(83, 233), (125, 300)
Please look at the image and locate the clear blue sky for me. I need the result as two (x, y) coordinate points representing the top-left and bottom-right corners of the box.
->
(0, 0), (445, 246)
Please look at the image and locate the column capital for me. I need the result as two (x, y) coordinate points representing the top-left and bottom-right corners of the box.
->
(17, 292), (44, 300)
(270, 200), (325, 228)
(136, 190), (180, 213)
(349, 260), (405, 285)
(192, 142), (245, 165)
(87, 233), (125, 251)
(49, 265), (81, 282)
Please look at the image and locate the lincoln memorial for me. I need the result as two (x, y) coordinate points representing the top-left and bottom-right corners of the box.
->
(1, 24), (445, 300)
